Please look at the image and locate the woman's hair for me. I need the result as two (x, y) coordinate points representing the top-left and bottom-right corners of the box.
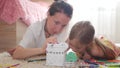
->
(86, 38), (117, 60)
(48, 0), (73, 18)
(69, 21), (95, 45)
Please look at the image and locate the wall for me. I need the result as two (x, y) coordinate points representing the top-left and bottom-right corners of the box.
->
(0, 21), (16, 52)
(116, 2), (120, 43)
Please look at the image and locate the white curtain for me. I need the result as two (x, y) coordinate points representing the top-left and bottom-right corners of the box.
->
(67, 0), (120, 43)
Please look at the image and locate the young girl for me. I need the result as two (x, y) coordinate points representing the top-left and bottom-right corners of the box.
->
(68, 21), (120, 60)
(68, 21), (95, 60)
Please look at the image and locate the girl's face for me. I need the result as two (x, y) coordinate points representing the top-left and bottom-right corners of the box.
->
(68, 39), (87, 58)
(68, 39), (104, 60)
(47, 12), (70, 35)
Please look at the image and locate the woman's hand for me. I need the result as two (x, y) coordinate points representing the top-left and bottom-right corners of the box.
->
(46, 36), (58, 44)
(41, 36), (58, 53)
(7, 47), (16, 56)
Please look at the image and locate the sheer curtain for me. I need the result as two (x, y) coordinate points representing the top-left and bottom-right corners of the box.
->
(67, 0), (120, 43)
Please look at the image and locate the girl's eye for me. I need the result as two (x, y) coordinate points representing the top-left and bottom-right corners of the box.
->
(81, 53), (85, 57)
(54, 21), (60, 25)
(79, 53), (85, 59)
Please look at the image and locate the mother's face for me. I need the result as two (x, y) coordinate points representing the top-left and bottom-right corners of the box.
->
(47, 12), (70, 35)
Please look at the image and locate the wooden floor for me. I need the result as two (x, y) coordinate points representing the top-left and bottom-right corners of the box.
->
(0, 21), (16, 52)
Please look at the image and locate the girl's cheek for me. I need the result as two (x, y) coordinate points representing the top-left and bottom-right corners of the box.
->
(83, 53), (92, 60)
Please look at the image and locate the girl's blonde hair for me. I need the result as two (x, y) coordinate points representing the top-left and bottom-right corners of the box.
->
(86, 37), (119, 60)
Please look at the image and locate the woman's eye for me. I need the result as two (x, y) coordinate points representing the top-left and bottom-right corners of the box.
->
(62, 25), (66, 28)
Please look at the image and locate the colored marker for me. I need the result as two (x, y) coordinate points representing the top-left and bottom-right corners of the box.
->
(6, 64), (20, 68)
(84, 60), (98, 65)
(28, 58), (46, 62)
(106, 63), (120, 67)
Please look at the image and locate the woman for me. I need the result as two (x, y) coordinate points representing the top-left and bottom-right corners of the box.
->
(8, 0), (73, 59)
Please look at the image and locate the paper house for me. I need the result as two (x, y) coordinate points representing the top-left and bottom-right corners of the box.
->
(46, 42), (68, 66)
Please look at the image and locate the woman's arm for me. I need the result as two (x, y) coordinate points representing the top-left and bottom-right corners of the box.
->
(9, 36), (57, 59)
(11, 46), (45, 59)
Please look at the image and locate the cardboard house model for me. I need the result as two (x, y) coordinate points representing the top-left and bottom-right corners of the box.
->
(46, 42), (68, 66)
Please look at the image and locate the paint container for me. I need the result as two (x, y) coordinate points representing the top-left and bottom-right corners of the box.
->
(63, 49), (78, 68)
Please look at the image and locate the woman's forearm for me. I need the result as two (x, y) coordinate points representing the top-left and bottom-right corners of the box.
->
(12, 46), (45, 59)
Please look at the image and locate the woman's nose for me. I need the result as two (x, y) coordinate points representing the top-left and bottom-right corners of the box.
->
(55, 25), (62, 33)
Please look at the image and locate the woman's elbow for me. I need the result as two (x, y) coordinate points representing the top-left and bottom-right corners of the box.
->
(12, 52), (24, 59)
(12, 46), (26, 59)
